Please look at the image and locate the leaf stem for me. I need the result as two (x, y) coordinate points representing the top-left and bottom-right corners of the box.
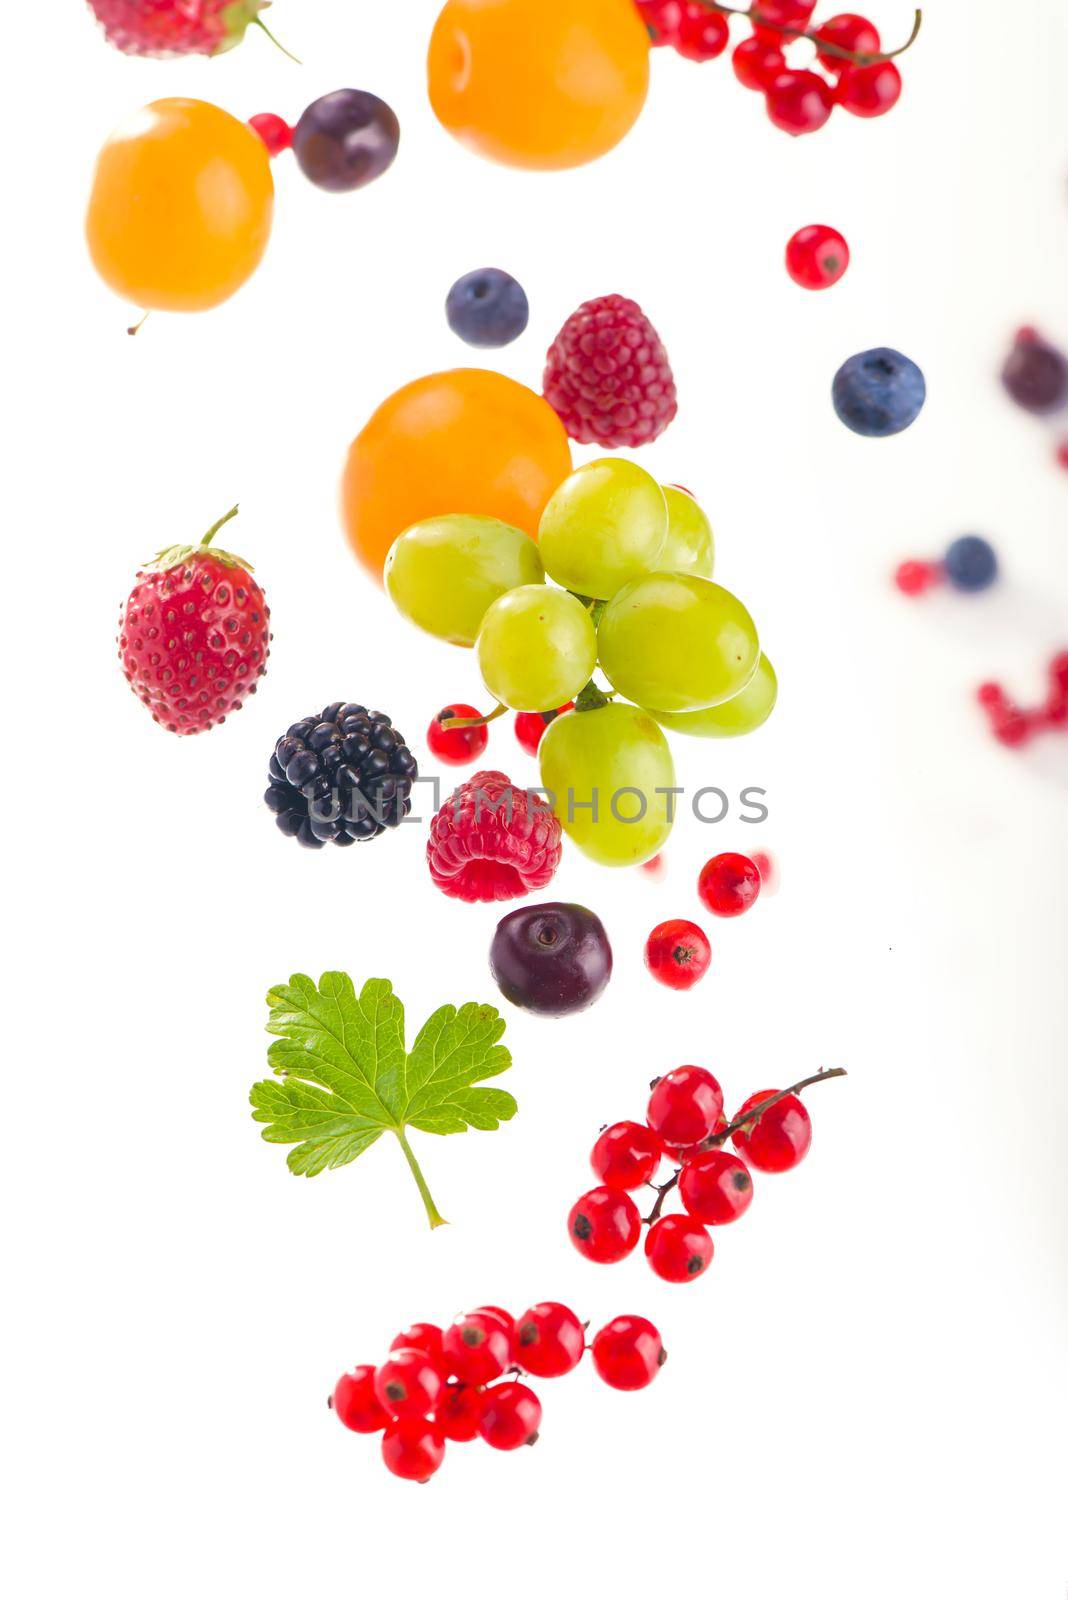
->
(251, 15), (302, 63)
(395, 1129), (448, 1229)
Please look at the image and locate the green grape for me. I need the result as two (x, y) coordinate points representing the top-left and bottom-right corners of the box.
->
(385, 514), (543, 647)
(653, 486), (715, 578)
(652, 652), (777, 737)
(477, 585), (597, 712)
(598, 573), (759, 713)
(537, 459), (667, 601)
(539, 702), (676, 867)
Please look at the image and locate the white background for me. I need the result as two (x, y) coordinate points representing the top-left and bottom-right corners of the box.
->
(3, 1), (1066, 1595)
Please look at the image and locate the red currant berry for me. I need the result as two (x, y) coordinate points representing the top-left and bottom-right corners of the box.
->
(814, 12), (880, 71)
(836, 60), (902, 117)
(665, 1111), (728, 1164)
(766, 70), (835, 136)
(752, 0), (816, 35)
(515, 1302), (586, 1378)
(732, 1089), (812, 1172)
(635, 0), (685, 45)
(249, 112), (294, 155)
(591, 1120), (663, 1190)
(568, 1185), (642, 1264)
(389, 1322), (445, 1370)
(436, 1381), (485, 1443)
(645, 1213), (714, 1282)
(675, 2), (730, 61)
(514, 703), (574, 757)
(785, 224), (850, 290)
(750, 849), (778, 895)
(1050, 652), (1068, 693)
(647, 1065), (724, 1148)
(977, 682), (1009, 712)
(427, 705), (489, 766)
(697, 852), (761, 917)
(478, 1381), (542, 1449)
(330, 1365), (389, 1433)
(644, 918), (711, 990)
(442, 1313), (512, 1386)
(591, 1315), (666, 1391)
(373, 1348), (444, 1419)
(1056, 440), (1068, 471)
(470, 1305), (516, 1345)
(991, 706), (1034, 747)
(679, 1148), (754, 1224)
(894, 559), (941, 597)
(381, 1418), (446, 1482)
(640, 852), (666, 879)
(732, 35), (785, 90)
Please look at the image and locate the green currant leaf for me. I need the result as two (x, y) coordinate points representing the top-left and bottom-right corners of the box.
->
(250, 974), (515, 1227)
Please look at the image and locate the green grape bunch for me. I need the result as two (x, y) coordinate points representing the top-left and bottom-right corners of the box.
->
(383, 459), (777, 867)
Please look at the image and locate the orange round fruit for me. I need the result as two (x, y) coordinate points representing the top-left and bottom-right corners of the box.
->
(427, 0), (650, 171)
(342, 370), (573, 580)
(86, 98), (274, 313)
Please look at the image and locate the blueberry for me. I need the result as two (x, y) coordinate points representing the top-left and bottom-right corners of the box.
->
(293, 92), (400, 194)
(446, 268), (529, 348)
(832, 347), (926, 437)
(944, 535), (998, 593)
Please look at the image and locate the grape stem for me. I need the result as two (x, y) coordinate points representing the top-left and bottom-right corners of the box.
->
(692, 3), (923, 64)
(439, 702), (508, 731)
(642, 1067), (847, 1224)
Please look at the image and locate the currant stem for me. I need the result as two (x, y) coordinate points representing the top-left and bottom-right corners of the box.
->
(642, 1067), (847, 1224)
(201, 505), (240, 548)
(127, 311), (151, 337)
(395, 1129), (448, 1230)
(693, 2), (922, 65)
(251, 15), (302, 64)
(440, 702), (508, 731)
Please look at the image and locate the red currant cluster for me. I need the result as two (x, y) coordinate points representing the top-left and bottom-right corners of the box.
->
(634, 2), (917, 136)
(331, 1303), (666, 1482)
(977, 652), (1068, 748)
(569, 1066), (844, 1283)
(426, 703), (574, 765)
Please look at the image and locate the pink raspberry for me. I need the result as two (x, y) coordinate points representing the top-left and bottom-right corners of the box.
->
(86, 0), (267, 58)
(543, 294), (678, 449)
(427, 771), (562, 903)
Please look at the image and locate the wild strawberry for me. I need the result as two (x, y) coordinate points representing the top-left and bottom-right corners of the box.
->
(118, 506), (271, 736)
(86, 0), (275, 57)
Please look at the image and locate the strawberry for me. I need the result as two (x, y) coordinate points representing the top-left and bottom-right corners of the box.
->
(118, 506), (271, 736)
(87, 0), (275, 58)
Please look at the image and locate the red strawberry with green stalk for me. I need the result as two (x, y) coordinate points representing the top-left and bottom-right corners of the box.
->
(118, 505), (271, 736)
(86, 0), (295, 59)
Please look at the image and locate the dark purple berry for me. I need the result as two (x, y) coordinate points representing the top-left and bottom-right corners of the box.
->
(490, 903), (612, 1017)
(446, 268), (530, 348)
(293, 90), (400, 193)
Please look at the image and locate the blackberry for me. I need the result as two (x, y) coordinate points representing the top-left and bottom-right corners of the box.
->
(264, 703), (418, 849)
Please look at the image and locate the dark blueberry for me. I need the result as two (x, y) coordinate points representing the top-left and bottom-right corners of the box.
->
(490, 903), (613, 1017)
(320, 702), (346, 723)
(275, 736), (302, 768)
(264, 785), (290, 814)
(307, 721), (342, 752)
(446, 268), (529, 349)
(286, 749), (321, 787)
(832, 347), (926, 437)
(293, 90), (400, 194)
(944, 535), (999, 593)
(1001, 330), (1068, 414)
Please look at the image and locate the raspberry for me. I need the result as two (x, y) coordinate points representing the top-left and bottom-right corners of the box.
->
(87, 0), (267, 57)
(543, 294), (677, 449)
(426, 771), (563, 903)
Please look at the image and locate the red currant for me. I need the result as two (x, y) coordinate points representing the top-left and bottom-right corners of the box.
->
(568, 1185), (642, 1263)
(836, 60), (902, 117)
(679, 1148), (754, 1224)
(697, 852), (761, 917)
(814, 12), (880, 70)
(471, 1305), (516, 1345)
(591, 1120), (663, 1190)
(427, 704), (489, 766)
(442, 1313), (512, 1385)
(765, 70), (835, 136)
(591, 1315), (666, 1391)
(635, 0), (686, 45)
(647, 1065), (724, 1148)
(389, 1322), (445, 1369)
(515, 1302), (586, 1378)
(644, 919), (711, 990)
(665, 1111), (728, 1164)
(248, 112), (293, 155)
(1051, 651), (1068, 695)
(1056, 440), (1068, 471)
(752, 0), (816, 36)
(330, 1365), (389, 1433)
(894, 559), (942, 597)
(644, 1213), (714, 1282)
(373, 1348), (444, 1419)
(785, 224), (850, 290)
(732, 35), (785, 90)
(478, 1381), (542, 1449)
(514, 703), (574, 757)
(640, 852), (666, 879)
(436, 1381), (485, 1442)
(991, 706), (1034, 747)
(381, 1418), (446, 1482)
(750, 849), (778, 894)
(675, 2), (730, 61)
(732, 1089), (812, 1172)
